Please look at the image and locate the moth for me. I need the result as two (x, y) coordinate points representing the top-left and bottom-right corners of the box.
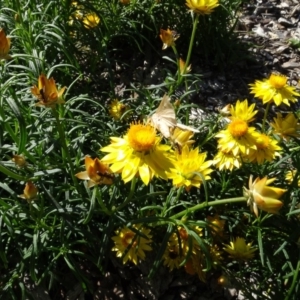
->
(148, 94), (199, 139)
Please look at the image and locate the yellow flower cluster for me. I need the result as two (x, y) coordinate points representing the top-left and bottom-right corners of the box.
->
(214, 99), (282, 170)
(69, 2), (100, 29)
(99, 95), (214, 189)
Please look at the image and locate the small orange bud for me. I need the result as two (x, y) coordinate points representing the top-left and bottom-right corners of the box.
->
(19, 181), (38, 201)
(12, 155), (27, 167)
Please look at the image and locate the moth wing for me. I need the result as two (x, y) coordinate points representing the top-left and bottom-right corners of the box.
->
(150, 113), (173, 138)
(176, 123), (199, 133)
(155, 94), (176, 122)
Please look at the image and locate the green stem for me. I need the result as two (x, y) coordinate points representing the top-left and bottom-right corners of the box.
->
(52, 109), (79, 190)
(172, 45), (180, 81)
(95, 186), (111, 215)
(170, 197), (246, 220)
(284, 256), (300, 300)
(115, 177), (137, 211)
(161, 186), (181, 217)
(261, 102), (271, 133)
(178, 13), (199, 86)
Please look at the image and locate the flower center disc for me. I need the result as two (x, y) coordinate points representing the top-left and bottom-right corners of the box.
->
(269, 73), (287, 89)
(228, 120), (248, 138)
(256, 134), (269, 149)
(128, 124), (156, 151)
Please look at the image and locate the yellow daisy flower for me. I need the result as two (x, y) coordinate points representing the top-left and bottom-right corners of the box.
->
(285, 170), (300, 187)
(101, 123), (174, 185)
(112, 225), (152, 265)
(31, 74), (66, 108)
(0, 28), (11, 60)
(213, 149), (242, 171)
(19, 181), (38, 202)
(75, 156), (114, 188)
(163, 226), (202, 271)
(186, 0), (219, 15)
(247, 133), (281, 164)
(167, 145), (214, 191)
(270, 112), (300, 141)
(243, 175), (286, 217)
(163, 242), (184, 271)
(82, 12), (100, 28)
(229, 99), (257, 123)
(216, 119), (259, 156)
(249, 73), (300, 106)
(159, 28), (179, 50)
(108, 99), (128, 120)
(223, 237), (257, 261)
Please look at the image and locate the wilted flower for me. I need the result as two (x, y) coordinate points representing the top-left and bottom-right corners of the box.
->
(12, 155), (27, 167)
(223, 237), (257, 261)
(270, 112), (300, 141)
(19, 181), (38, 202)
(249, 73), (300, 106)
(186, 0), (219, 15)
(0, 28), (11, 60)
(112, 225), (152, 265)
(243, 175), (286, 217)
(31, 74), (66, 108)
(75, 156), (114, 188)
(159, 28), (179, 50)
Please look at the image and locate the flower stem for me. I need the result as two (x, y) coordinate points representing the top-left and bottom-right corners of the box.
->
(52, 109), (79, 190)
(95, 186), (111, 215)
(284, 256), (300, 300)
(262, 102), (271, 133)
(170, 197), (246, 220)
(178, 13), (199, 87)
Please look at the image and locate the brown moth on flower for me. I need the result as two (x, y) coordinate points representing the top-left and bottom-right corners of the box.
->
(148, 94), (199, 139)
(75, 156), (114, 188)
